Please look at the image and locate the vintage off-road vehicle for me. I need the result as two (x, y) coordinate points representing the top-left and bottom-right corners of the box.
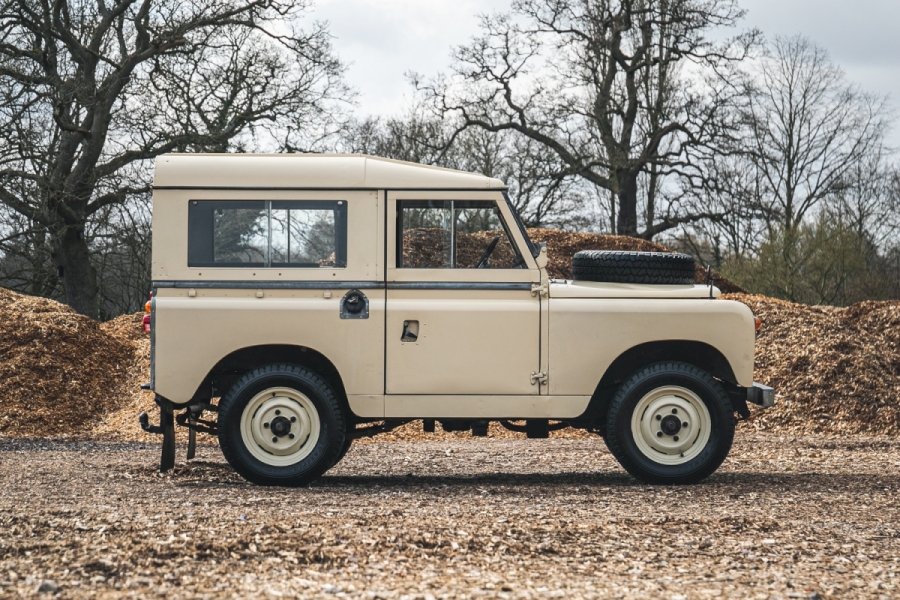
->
(140, 153), (774, 486)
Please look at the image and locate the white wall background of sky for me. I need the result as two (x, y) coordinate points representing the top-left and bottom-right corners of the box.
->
(311, 0), (900, 147)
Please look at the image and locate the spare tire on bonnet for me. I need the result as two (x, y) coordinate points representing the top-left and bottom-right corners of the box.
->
(571, 250), (696, 285)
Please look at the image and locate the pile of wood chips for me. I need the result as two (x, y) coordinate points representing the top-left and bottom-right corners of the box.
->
(731, 293), (900, 435)
(0, 229), (896, 439)
(0, 288), (135, 437)
(527, 228), (746, 293)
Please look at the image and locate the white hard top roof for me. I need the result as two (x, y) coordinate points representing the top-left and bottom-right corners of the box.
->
(153, 153), (507, 190)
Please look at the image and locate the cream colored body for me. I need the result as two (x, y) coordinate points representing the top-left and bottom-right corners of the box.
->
(151, 154), (755, 419)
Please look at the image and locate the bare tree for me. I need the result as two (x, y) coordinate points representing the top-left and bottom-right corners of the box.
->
(738, 35), (887, 234)
(341, 110), (590, 229)
(0, 0), (349, 316)
(419, 0), (758, 238)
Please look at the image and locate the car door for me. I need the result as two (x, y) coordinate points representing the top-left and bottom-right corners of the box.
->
(384, 190), (542, 407)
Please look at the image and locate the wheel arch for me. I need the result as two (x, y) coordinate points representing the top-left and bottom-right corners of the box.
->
(191, 344), (350, 418)
(579, 340), (738, 430)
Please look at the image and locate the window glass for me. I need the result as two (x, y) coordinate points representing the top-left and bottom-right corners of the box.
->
(271, 208), (338, 267)
(213, 206), (268, 265)
(398, 200), (524, 269)
(189, 200), (347, 268)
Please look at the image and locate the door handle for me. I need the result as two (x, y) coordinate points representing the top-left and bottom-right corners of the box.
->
(401, 320), (419, 342)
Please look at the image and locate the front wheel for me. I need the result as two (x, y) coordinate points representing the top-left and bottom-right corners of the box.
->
(218, 364), (345, 486)
(605, 362), (735, 484)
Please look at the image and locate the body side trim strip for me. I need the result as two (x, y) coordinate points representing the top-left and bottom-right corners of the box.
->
(153, 280), (534, 291)
(154, 280), (384, 290)
(153, 186), (508, 192)
(387, 282), (532, 291)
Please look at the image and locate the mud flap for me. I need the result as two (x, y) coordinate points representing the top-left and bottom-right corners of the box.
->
(186, 428), (197, 461)
(160, 399), (176, 472)
(138, 395), (177, 471)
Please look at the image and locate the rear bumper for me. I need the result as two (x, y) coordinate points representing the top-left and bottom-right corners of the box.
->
(747, 382), (775, 408)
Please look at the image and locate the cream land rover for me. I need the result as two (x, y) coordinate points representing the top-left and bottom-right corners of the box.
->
(139, 153), (774, 486)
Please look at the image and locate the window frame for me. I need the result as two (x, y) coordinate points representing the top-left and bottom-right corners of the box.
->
(187, 199), (348, 269)
(395, 199), (525, 270)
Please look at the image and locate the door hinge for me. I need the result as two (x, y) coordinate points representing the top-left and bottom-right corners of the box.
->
(531, 282), (548, 297)
(530, 371), (548, 386)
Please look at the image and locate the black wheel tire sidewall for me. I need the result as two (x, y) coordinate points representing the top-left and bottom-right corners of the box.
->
(610, 368), (733, 484)
(219, 369), (343, 486)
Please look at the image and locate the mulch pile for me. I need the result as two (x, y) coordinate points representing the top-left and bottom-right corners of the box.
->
(729, 294), (900, 435)
(0, 230), (896, 439)
(527, 228), (746, 292)
(0, 288), (134, 437)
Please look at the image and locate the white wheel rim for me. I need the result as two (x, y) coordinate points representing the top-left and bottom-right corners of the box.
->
(240, 387), (321, 467)
(630, 385), (711, 466)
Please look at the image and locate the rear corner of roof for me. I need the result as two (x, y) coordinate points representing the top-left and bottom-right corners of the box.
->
(153, 153), (506, 190)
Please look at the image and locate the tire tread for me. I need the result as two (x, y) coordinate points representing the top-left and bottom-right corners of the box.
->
(572, 250), (696, 285)
(604, 361), (735, 484)
(217, 363), (345, 486)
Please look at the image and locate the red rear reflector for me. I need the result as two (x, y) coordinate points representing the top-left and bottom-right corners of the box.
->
(142, 314), (151, 333)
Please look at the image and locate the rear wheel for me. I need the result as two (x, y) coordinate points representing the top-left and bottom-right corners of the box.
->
(218, 364), (345, 486)
(605, 362), (734, 484)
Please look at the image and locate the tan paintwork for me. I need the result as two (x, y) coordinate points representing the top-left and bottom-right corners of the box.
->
(150, 153), (758, 420)
(383, 395), (590, 419)
(547, 295), (756, 394)
(153, 287), (387, 417)
(152, 188), (380, 282)
(551, 280), (722, 299)
(385, 289), (540, 396)
(153, 153), (506, 190)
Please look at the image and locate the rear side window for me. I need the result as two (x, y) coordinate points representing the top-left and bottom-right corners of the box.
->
(188, 200), (347, 268)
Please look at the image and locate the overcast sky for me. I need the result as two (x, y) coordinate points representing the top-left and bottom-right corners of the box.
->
(311, 0), (900, 146)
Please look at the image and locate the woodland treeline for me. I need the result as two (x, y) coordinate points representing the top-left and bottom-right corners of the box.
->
(0, 0), (897, 318)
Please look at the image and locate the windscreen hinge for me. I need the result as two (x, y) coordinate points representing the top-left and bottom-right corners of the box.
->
(530, 371), (548, 386)
(530, 282), (548, 297)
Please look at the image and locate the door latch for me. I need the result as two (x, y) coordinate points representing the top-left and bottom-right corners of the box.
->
(530, 371), (548, 386)
(530, 282), (548, 297)
(401, 320), (419, 342)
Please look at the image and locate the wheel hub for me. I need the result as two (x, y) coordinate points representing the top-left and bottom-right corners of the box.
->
(660, 414), (682, 436)
(270, 415), (292, 437)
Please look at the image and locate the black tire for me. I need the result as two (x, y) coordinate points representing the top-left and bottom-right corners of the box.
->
(604, 362), (735, 484)
(572, 251), (696, 284)
(217, 364), (345, 486)
(329, 438), (353, 469)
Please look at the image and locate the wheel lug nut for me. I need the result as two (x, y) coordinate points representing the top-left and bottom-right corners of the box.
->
(289, 433), (295, 439)
(682, 421), (689, 428)
(290, 416), (296, 423)
(673, 435), (679, 441)
(275, 409), (281, 415)
(272, 436), (278, 443)
(671, 408), (678, 414)
(656, 431), (663, 437)
(655, 415), (662, 421)
(263, 422), (269, 428)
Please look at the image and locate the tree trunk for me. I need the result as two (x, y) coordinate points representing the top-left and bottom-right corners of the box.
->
(52, 224), (100, 318)
(615, 170), (639, 237)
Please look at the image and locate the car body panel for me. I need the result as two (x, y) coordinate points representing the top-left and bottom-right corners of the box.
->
(150, 153), (757, 419)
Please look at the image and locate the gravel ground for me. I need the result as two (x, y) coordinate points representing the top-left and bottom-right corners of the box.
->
(2, 432), (898, 599)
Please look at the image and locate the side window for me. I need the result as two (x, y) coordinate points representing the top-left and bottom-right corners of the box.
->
(398, 200), (524, 269)
(188, 200), (347, 268)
